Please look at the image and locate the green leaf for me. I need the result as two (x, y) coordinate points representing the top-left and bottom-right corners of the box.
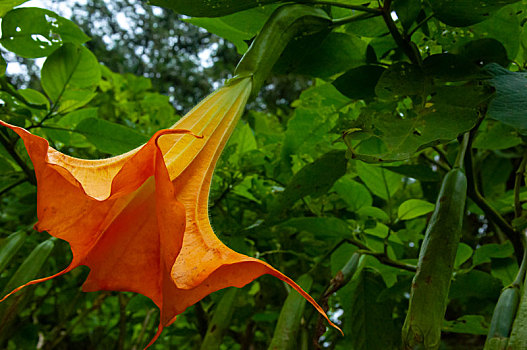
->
(458, 38), (509, 67)
(356, 206), (390, 222)
(278, 217), (351, 241)
(455, 243), (474, 269)
(429, 0), (519, 27)
(442, 315), (488, 335)
(41, 43), (101, 112)
(333, 65), (385, 101)
(0, 55), (5, 76)
(356, 162), (402, 200)
(392, 0), (422, 30)
(0, 0), (28, 18)
(345, 15), (388, 37)
(150, 0), (280, 17)
(382, 164), (441, 182)
(491, 258), (518, 286)
(333, 175), (372, 211)
(398, 199), (435, 220)
(422, 53), (481, 81)
(347, 83), (491, 162)
(18, 89), (50, 109)
(284, 32), (367, 79)
(271, 150), (347, 215)
(74, 118), (148, 155)
(375, 62), (426, 99)
(449, 270), (502, 300)
(342, 269), (398, 350)
(473, 120), (522, 150)
(187, 6), (275, 54)
(0, 8), (90, 58)
(484, 63), (527, 132)
(472, 242), (514, 266)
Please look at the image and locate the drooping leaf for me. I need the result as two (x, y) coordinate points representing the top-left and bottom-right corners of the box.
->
(0, 8), (90, 58)
(484, 63), (527, 132)
(429, 0), (519, 27)
(41, 43), (101, 112)
(149, 0), (280, 17)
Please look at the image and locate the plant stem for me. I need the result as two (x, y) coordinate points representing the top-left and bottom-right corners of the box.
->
(514, 151), (527, 219)
(380, 0), (422, 65)
(454, 132), (470, 169)
(408, 13), (434, 37)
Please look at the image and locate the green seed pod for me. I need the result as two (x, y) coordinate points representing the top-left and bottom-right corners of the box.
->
(508, 278), (527, 349)
(483, 285), (520, 350)
(402, 168), (467, 350)
(268, 274), (313, 350)
(199, 288), (238, 350)
(232, 4), (331, 96)
(0, 238), (55, 341)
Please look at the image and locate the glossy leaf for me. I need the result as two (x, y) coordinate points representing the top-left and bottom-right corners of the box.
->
(41, 43), (101, 111)
(0, 8), (89, 58)
(333, 175), (373, 211)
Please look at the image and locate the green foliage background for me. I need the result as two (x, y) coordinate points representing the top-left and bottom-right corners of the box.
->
(1, 0), (527, 349)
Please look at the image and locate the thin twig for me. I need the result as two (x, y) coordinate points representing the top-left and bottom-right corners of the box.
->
(345, 238), (417, 272)
(331, 12), (380, 27)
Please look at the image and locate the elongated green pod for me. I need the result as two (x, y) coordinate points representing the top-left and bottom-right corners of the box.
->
(402, 168), (467, 350)
(268, 274), (313, 350)
(0, 231), (26, 272)
(0, 238), (55, 340)
(508, 280), (527, 348)
(232, 4), (331, 95)
(199, 287), (238, 350)
(483, 286), (521, 350)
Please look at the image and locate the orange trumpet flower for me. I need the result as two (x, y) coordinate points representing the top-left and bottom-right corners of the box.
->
(0, 77), (340, 347)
